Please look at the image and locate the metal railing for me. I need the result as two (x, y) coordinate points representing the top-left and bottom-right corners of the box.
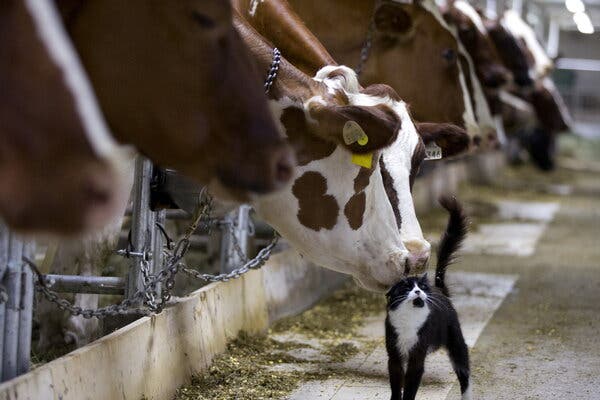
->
(0, 156), (269, 382)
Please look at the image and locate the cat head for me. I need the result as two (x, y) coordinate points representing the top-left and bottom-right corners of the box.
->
(386, 273), (431, 310)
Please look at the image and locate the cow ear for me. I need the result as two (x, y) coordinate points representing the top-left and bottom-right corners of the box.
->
(374, 3), (413, 37)
(414, 122), (470, 158)
(307, 102), (401, 154)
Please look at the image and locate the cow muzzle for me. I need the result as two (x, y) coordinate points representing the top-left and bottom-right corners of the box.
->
(403, 238), (431, 274)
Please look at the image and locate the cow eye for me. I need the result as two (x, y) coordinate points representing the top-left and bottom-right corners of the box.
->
(192, 11), (216, 29)
(442, 48), (457, 65)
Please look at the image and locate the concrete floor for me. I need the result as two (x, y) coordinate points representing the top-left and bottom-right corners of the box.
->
(272, 162), (600, 400)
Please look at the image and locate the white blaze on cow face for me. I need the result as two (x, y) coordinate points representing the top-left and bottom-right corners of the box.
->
(253, 66), (429, 292)
(502, 10), (553, 80)
(24, 0), (119, 158)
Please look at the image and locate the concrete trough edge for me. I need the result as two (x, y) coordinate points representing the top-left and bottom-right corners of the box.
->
(0, 250), (346, 400)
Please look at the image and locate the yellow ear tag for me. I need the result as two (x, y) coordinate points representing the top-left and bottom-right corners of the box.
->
(343, 120), (372, 168)
(351, 153), (373, 169)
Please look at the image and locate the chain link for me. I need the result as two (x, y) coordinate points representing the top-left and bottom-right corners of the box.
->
(181, 234), (278, 282)
(26, 189), (279, 318)
(264, 47), (281, 94)
(355, 21), (374, 77)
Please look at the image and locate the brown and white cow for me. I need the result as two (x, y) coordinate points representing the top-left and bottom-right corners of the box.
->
(280, 0), (496, 148)
(60, 0), (295, 202)
(443, 1), (511, 90)
(235, 12), (470, 291)
(0, 0), (132, 235)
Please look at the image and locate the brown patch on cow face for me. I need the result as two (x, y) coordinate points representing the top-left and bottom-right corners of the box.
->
(292, 171), (339, 231)
(343, 163), (376, 230)
(344, 192), (366, 230)
(380, 158), (402, 231)
(67, 0), (292, 198)
(281, 107), (337, 166)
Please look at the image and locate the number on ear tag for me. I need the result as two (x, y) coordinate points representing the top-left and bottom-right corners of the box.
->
(424, 143), (442, 160)
(343, 121), (368, 145)
(351, 153), (373, 169)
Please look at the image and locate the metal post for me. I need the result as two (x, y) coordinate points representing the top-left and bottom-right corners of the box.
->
(16, 241), (34, 375)
(219, 205), (251, 273)
(43, 275), (125, 295)
(2, 235), (23, 381)
(486, 0), (498, 19)
(512, 0), (523, 16)
(151, 210), (165, 298)
(546, 18), (560, 60)
(0, 224), (8, 379)
(126, 156), (155, 299)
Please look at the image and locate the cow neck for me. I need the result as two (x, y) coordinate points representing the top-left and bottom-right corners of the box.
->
(234, 12), (317, 101)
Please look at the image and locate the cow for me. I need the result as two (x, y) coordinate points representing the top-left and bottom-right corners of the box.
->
(234, 11), (470, 291)
(33, 0), (297, 350)
(0, 0), (132, 235)
(485, 10), (571, 169)
(60, 0), (295, 202)
(279, 0), (497, 148)
(443, 1), (511, 90)
(442, 0), (512, 119)
(501, 9), (553, 80)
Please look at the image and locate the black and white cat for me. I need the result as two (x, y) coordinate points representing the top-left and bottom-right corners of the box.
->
(385, 196), (471, 400)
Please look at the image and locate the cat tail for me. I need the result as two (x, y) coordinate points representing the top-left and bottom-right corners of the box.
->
(435, 195), (469, 297)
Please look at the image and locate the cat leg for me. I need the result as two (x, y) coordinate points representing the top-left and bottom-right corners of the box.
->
(388, 357), (404, 400)
(401, 353), (425, 400)
(447, 325), (471, 400)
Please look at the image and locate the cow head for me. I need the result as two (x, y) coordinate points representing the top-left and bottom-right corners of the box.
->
(443, 1), (512, 89)
(0, 0), (132, 235)
(252, 65), (469, 291)
(61, 0), (295, 201)
(485, 17), (534, 87)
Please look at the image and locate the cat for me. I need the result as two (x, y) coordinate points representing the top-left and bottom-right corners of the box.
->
(385, 195), (471, 400)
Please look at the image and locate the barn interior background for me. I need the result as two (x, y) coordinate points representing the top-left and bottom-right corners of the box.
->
(0, 0), (599, 399)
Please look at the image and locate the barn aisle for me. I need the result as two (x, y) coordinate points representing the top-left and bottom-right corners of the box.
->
(174, 150), (600, 400)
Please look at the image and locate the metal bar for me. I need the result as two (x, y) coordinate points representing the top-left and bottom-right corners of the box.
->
(44, 275), (125, 295)
(2, 235), (23, 381)
(219, 205), (251, 273)
(546, 18), (560, 59)
(126, 156), (154, 299)
(151, 210), (166, 298)
(0, 224), (9, 379)
(16, 242), (34, 375)
(555, 58), (600, 72)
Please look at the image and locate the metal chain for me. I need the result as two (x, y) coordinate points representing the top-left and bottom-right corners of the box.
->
(181, 234), (278, 282)
(25, 187), (280, 317)
(264, 47), (281, 94)
(0, 285), (8, 304)
(355, 21), (374, 76)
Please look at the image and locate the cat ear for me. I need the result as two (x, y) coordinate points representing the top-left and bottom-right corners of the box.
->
(420, 272), (429, 282)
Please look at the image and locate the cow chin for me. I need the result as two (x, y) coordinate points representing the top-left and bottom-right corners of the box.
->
(354, 250), (413, 293)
